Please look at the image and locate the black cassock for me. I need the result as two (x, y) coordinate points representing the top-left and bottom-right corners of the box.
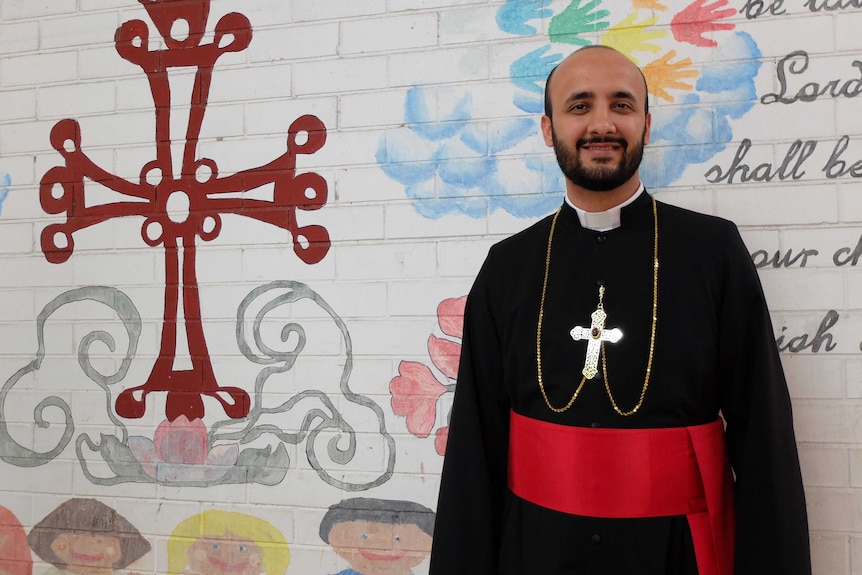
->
(429, 191), (811, 575)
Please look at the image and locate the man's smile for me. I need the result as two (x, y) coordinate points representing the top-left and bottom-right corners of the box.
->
(578, 138), (626, 152)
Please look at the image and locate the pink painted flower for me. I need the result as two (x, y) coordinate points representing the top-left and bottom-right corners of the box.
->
(434, 426), (449, 456)
(128, 415), (238, 483)
(437, 296), (466, 339)
(390, 295), (466, 455)
(390, 362), (448, 438)
(428, 335), (461, 380)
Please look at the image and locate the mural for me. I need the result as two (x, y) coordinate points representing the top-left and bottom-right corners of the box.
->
(390, 297), (465, 456)
(27, 499), (150, 575)
(0, 506), (31, 575)
(167, 510), (289, 575)
(319, 498), (435, 575)
(0, 0), (395, 491)
(376, 0), (760, 218)
(0, 0), (856, 571)
(0, 283), (396, 489)
(0, 173), (9, 217)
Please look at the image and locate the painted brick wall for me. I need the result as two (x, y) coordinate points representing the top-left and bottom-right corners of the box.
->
(0, 1), (858, 574)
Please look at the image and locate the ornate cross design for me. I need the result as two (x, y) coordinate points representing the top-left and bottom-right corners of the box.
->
(569, 287), (622, 380)
(39, 0), (330, 422)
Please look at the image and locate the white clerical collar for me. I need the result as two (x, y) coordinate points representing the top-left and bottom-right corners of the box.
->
(566, 184), (645, 232)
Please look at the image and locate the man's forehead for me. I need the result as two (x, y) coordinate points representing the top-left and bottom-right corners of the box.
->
(552, 48), (646, 99)
(563, 46), (639, 71)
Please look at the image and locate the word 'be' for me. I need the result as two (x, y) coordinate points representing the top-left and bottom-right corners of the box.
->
(743, 0), (862, 18)
(704, 136), (862, 184)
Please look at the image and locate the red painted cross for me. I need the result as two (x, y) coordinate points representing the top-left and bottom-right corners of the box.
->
(39, 0), (330, 422)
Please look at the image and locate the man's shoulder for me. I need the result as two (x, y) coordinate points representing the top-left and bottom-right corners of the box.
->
(655, 199), (751, 267)
(469, 212), (557, 287)
(657, 199), (738, 237)
(490, 212), (557, 255)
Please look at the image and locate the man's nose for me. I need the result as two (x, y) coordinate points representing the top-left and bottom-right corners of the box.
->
(588, 108), (616, 135)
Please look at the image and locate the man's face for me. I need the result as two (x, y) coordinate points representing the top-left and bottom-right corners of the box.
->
(550, 122), (647, 192)
(541, 48), (651, 194)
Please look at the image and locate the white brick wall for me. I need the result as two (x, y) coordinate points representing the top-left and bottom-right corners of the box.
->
(0, 20), (39, 53)
(1, 52), (79, 87)
(0, 2), (860, 574)
(39, 12), (119, 50)
(341, 14), (438, 54)
(0, 1), (76, 21)
(390, 45), (490, 86)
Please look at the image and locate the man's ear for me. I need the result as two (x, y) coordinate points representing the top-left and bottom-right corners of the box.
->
(541, 115), (554, 148)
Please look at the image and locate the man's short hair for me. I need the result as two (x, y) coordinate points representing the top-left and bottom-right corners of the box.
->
(543, 46), (650, 119)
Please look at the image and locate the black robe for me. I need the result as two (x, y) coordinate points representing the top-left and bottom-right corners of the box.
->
(429, 192), (811, 575)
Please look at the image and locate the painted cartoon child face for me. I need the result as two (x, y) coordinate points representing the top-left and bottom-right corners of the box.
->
(49, 533), (122, 574)
(328, 520), (433, 575)
(186, 532), (263, 575)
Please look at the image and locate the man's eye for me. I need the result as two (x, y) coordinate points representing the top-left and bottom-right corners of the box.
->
(212, 543), (220, 550)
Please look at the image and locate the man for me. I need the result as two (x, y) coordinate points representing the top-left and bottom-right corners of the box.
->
(429, 46), (811, 575)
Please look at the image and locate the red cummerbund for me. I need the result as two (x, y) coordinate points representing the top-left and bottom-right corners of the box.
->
(508, 410), (735, 575)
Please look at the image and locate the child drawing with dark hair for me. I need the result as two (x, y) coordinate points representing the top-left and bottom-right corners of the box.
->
(27, 499), (150, 575)
(319, 498), (434, 575)
(0, 505), (32, 575)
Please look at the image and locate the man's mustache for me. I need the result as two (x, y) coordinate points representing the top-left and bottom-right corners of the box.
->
(576, 137), (628, 149)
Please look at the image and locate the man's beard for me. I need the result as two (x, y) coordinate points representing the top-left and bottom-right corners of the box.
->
(551, 127), (645, 192)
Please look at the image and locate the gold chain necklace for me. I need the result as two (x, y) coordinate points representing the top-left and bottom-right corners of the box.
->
(536, 196), (659, 415)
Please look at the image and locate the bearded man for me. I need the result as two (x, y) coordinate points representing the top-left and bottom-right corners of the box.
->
(428, 45), (811, 575)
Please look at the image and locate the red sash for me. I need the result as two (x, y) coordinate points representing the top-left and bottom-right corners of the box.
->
(508, 411), (735, 575)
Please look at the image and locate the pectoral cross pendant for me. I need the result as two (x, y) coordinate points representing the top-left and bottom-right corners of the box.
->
(569, 286), (623, 379)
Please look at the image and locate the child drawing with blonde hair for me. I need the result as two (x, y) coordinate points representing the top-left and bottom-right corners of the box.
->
(168, 511), (289, 575)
